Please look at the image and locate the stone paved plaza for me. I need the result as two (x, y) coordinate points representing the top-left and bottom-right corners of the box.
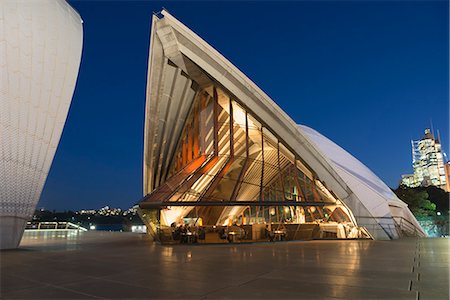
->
(1, 231), (448, 299)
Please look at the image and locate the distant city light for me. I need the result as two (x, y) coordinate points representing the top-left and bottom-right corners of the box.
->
(437, 212), (441, 216)
(89, 225), (96, 230)
(131, 225), (146, 233)
(76, 205), (137, 217)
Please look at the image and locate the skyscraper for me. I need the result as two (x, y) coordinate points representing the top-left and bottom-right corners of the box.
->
(402, 128), (447, 191)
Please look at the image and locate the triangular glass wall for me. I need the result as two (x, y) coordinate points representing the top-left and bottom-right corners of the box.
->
(139, 60), (368, 241)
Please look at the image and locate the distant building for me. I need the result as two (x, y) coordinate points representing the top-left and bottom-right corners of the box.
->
(445, 162), (450, 192)
(402, 129), (447, 191)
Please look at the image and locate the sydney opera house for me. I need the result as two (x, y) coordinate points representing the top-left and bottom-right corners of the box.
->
(1, 2), (425, 249)
(139, 10), (425, 242)
(0, 1), (83, 249)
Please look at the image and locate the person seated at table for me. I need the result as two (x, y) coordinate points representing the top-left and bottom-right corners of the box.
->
(218, 227), (226, 239)
(180, 225), (188, 243)
(226, 231), (234, 243)
(276, 223), (286, 232)
(189, 226), (198, 243)
(230, 225), (245, 240)
(238, 225), (246, 240)
(172, 225), (181, 241)
(198, 227), (206, 241)
(265, 225), (274, 242)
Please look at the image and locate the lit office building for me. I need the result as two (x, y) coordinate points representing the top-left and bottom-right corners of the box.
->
(445, 163), (450, 192)
(139, 10), (425, 242)
(0, 0), (83, 249)
(402, 129), (447, 191)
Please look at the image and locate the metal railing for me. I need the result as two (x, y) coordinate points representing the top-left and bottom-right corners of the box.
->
(356, 215), (424, 239)
(25, 222), (88, 232)
(393, 216), (422, 237)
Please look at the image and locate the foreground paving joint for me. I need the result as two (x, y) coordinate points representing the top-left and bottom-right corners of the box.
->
(1, 232), (448, 299)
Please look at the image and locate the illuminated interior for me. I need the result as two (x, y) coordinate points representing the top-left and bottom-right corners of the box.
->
(139, 73), (370, 242)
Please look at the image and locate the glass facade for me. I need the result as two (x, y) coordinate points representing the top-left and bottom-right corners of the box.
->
(402, 129), (447, 190)
(140, 74), (369, 243)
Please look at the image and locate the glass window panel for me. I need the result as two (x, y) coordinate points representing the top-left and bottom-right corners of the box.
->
(207, 157), (247, 201)
(262, 127), (277, 150)
(303, 176), (315, 202)
(216, 90), (231, 156)
(236, 112), (263, 201)
(232, 100), (246, 129)
(247, 114), (262, 145)
(217, 112), (230, 155)
(200, 93), (215, 155)
(232, 100), (247, 158)
(296, 168), (313, 202)
(191, 155), (228, 193)
(281, 165), (298, 201)
(235, 181), (260, 201)
(296, 159), (314, 180)
(261, 128), (283, 201)
(279, 143), (295, 164)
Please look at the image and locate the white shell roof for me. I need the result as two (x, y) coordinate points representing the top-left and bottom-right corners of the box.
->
(299, 125), (425, 236)
(299, 125), (398, 202)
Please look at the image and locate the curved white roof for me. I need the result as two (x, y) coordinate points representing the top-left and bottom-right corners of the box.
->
(0, 0), (83, 249)
(299, 126), (398, 202)
(299, 125), (425, 237)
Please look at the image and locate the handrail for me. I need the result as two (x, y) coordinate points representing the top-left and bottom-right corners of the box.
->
(25, 222), (88, 232)
(391, 216), (422, 237)
(352, 215), (424, 238)
(351, 216), (397, 239)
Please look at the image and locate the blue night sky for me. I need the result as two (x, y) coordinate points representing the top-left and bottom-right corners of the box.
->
(39, 1), (449, 211)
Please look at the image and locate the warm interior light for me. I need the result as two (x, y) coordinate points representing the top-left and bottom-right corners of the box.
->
(233, 104), (247, 128)
(161, 206), (193, 226)
(222, 218), (233, 226)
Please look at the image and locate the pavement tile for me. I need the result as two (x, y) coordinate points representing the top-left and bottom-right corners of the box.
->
(0, 232), (447, 300)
